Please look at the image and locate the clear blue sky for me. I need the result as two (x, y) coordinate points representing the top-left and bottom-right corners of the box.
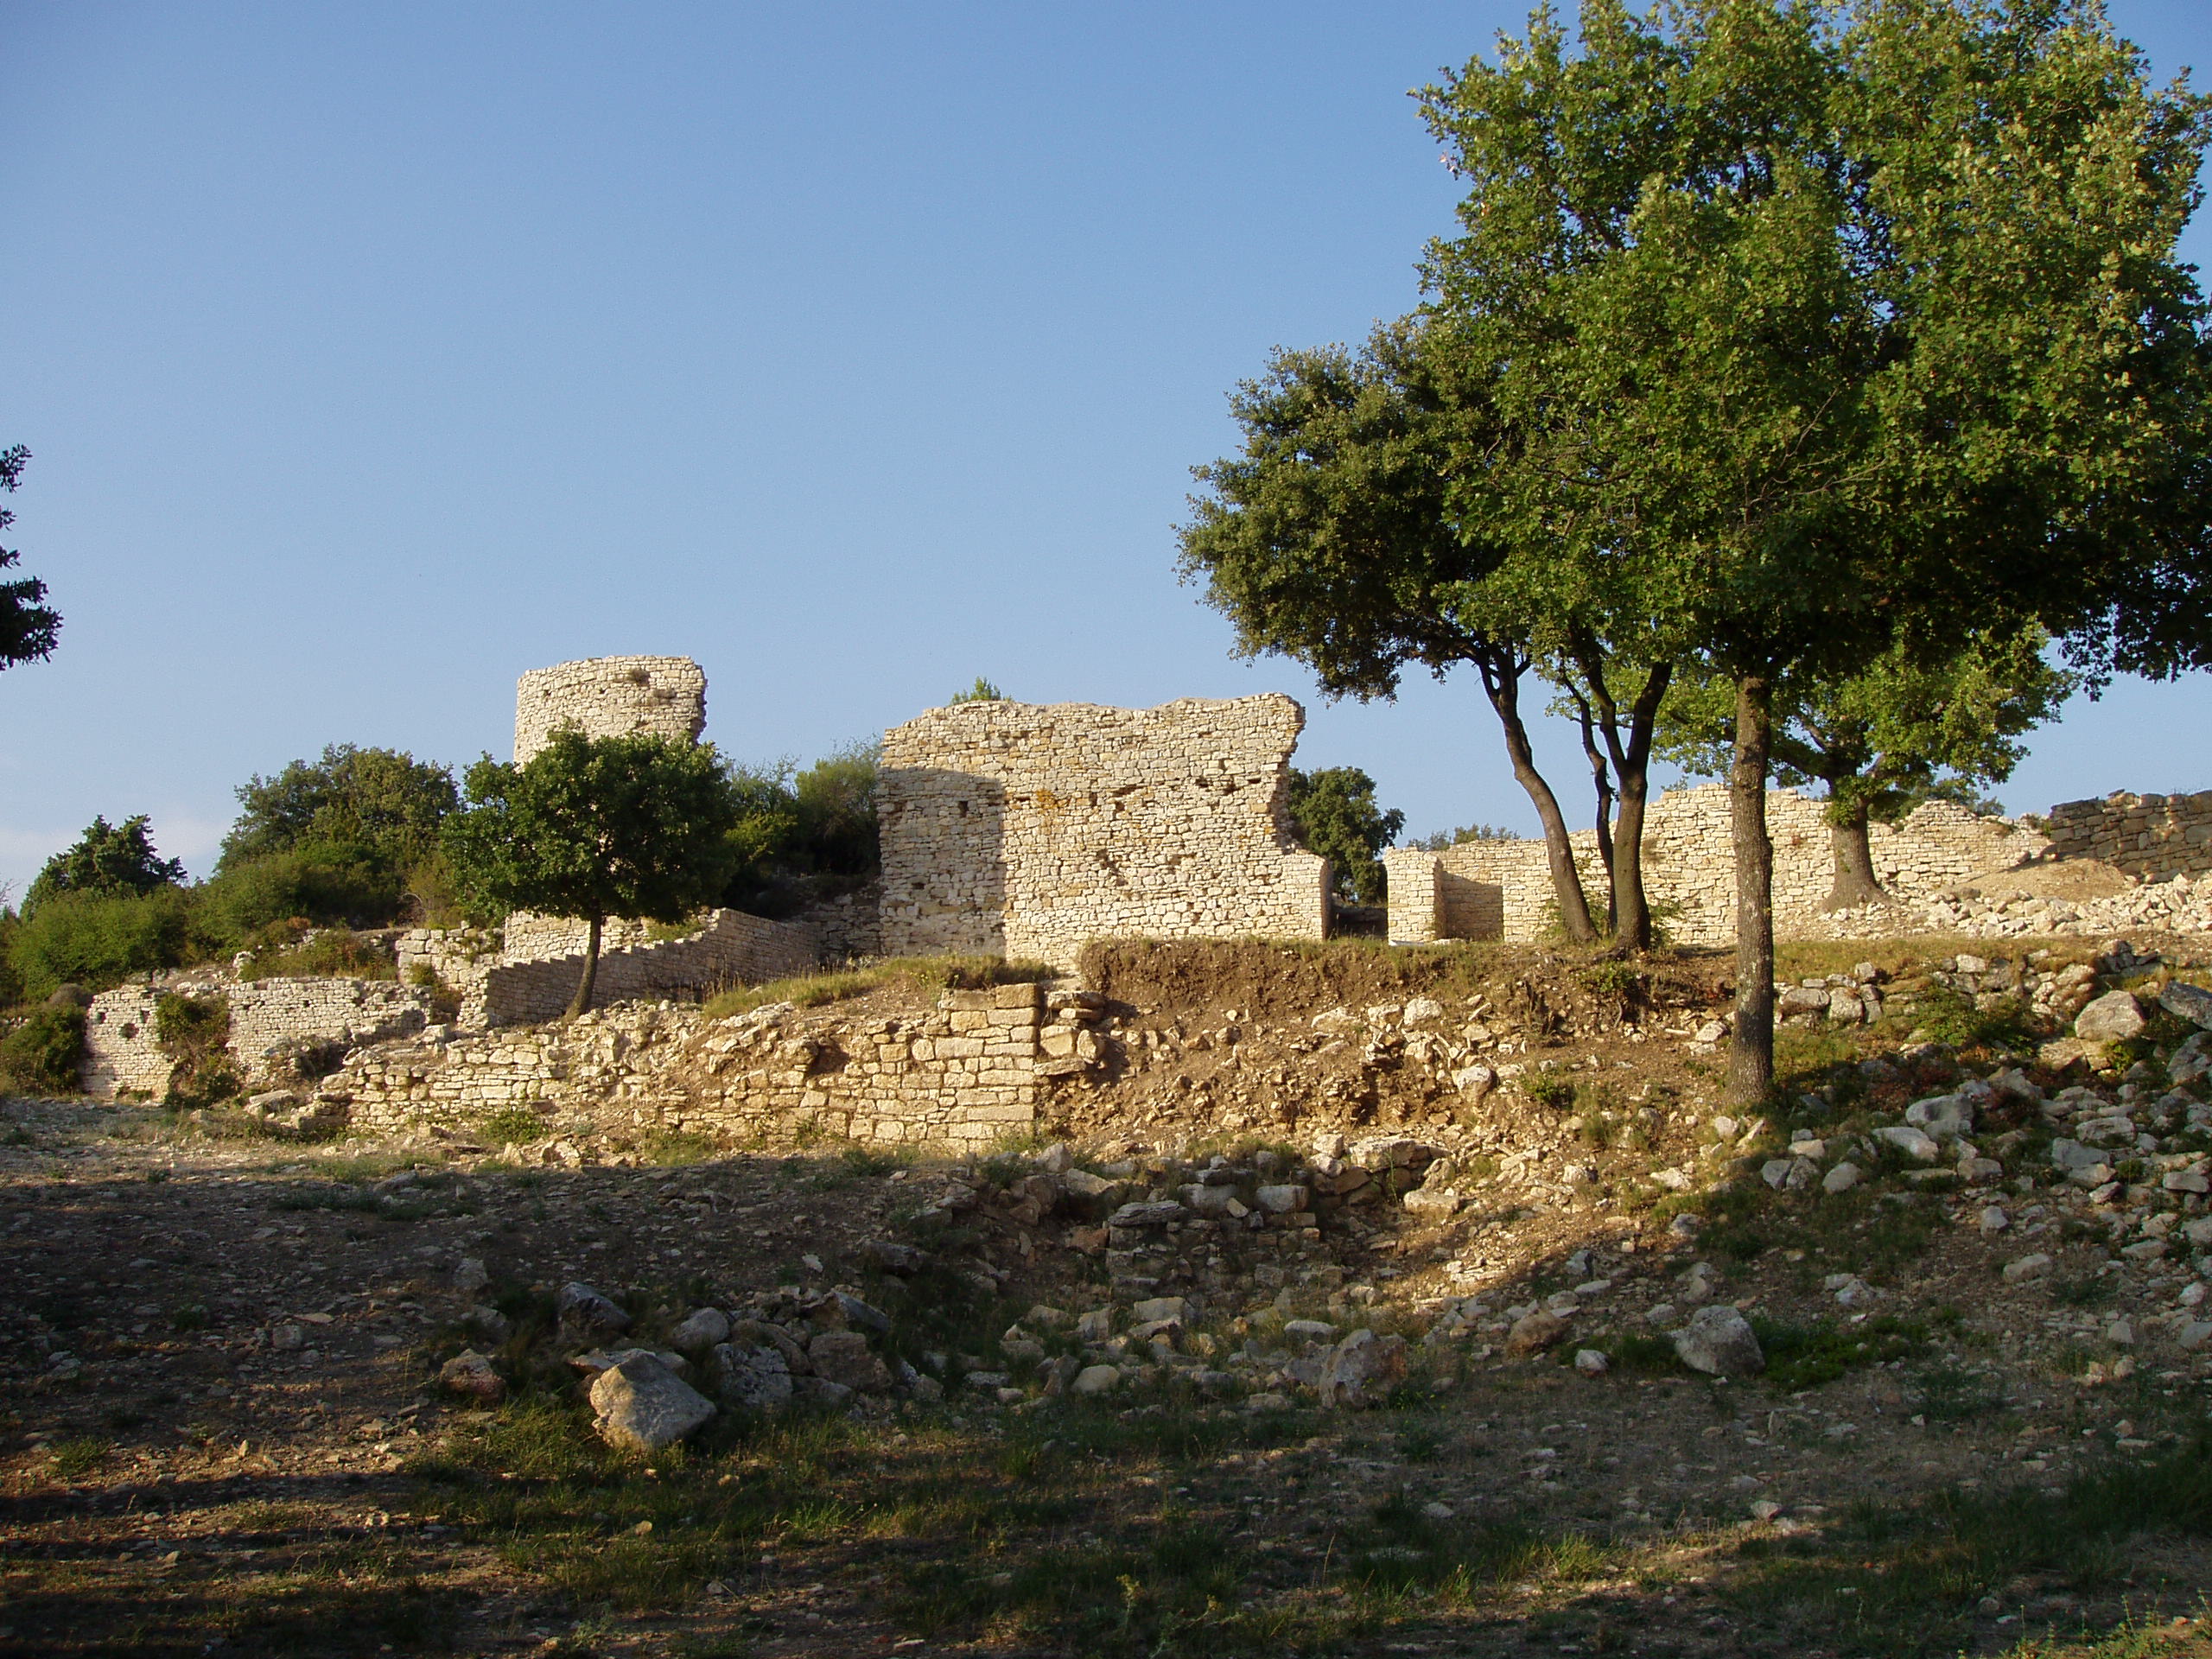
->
(5, 1), (2211, 900)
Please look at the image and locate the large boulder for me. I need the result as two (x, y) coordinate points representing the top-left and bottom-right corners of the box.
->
(2075, 991), (2146, 1043)
(1673, 1305), (1765, 1376)
(807, 1330), (890, 1393)
(588, 1352), (717, 1452)
(2162, 981), (2212, 1032)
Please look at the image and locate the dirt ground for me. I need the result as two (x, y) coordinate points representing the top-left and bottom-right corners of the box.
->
(8, 936), (2212, 1657)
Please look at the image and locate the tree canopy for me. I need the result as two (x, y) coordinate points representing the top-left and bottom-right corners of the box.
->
(0, 446), (60, 671)
(1413, 0), (2212, 1097)
(442, 729), (743, 1016)
(219, 744), (460, 875)
(24, 816), (188, 916)
(1283, 767), (1407, 905)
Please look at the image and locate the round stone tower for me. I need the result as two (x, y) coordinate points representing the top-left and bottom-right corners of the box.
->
(512, 656), (708, 764)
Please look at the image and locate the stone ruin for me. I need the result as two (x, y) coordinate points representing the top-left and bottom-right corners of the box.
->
(71, 649), (2212, 1116)
(877, 693), (1330, 971)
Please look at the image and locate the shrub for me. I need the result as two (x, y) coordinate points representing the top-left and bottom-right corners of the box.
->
(155, 992), (236, 1105)
(237, 928), (395, 982)
(7, 888), (188, 996)
(0, 1006), (84, 1095)
(196, 845), (403, 940)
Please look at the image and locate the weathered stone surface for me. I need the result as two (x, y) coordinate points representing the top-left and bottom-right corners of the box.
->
(1821, 1161), (1862, 1193)
(1904, 1093), (1974, 1141)
(1106, 1201), (1185, 1230)
(808, 1331), (890, 1393)
(712, 1342), (793, 1410)
(2075, 991), (2146, 1042)
(438, 1349), (505, 1402)
(1318, 1328), (1407, 1408)
(672, 1307), (730, 1355)
(558, 1282), (632, 1342)
(879, 696), (1329, 969)
(588, 1352), (717, 1452)
(860, 1239), (929, 1274)
(1505, 1310), (1570, 1357)
(1875, 1125), (1942, 1162)
(1254, 1184), (1309, 1214)
(1673, 1306), (1764, 1376)
(1071, 1363), (1121, 1396)
(2002, 1253), (2053, 1283)
(2164, 981), (2212, 1031)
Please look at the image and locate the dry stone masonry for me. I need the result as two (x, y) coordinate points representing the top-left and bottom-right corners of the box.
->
(879, 695), (1329, 971)
(330, 982), (1058, 1149)
(1386, 786), (2045, 947)
(80, 976), (436, 1099)
(2042, 791), (2212, 880)
(512, 655), (707, 765)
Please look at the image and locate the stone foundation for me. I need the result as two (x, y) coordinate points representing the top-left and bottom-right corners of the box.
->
(328, 982), (1057, 1149)
(878, 695), (1330, 970)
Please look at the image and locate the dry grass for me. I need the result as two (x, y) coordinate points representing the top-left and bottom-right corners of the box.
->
(702, 954), (1056, 1019)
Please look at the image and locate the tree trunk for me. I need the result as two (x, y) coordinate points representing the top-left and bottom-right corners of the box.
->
(1824, 794), (1890, 911)
(1605, 661), (1672, 951)
(567, 912), (604, 1020)
(1480, 653), (1598, 943)
(1570, 690), (1618, 935)
(1727, 676), (1776, 1105)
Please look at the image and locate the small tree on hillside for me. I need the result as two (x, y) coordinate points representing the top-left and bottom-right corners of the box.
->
(0, 446), (60, 672)
(442, 729), (742, 1017)
(1284, 768), (1407, 905)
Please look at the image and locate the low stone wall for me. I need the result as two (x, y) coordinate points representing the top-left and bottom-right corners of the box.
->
(2041, 791), (2212, 880)
(1385, 785), (2044, 946)
(80, 977), (436, 1100)
(476, 908), (821, 1026)
(512, 655), (707, 765)
(879, 695), (1330, 970)
(328, 982), (1058, 1148)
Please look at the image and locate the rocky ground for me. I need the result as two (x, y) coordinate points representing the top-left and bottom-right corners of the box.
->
(9, 936), (2212, 1657)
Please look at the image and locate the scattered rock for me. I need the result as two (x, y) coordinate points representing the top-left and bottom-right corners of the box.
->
(1875, 1125), (1942, 1162)
(2159, 981), (2212, 1032)
(1071, 1363), (1121, 1396)
(2002, 1253), (2053, 1283)
(1821, 1161), (1862, 1194)
(1673, 1305), (1764, 1376)
(712, 1342), (794, 1409)
(1505, 1310), (1570, 1357)
(1318, 1328), (1408, 1408)
(438, 1349), (505, 1403)
(809, 1331), (891, 1393)
(859, 1239), (928, 1274)
(588, 1352), (717, 1452)
(1573, 1349), (1609, 1376)
(557, 1281), (632, 1343)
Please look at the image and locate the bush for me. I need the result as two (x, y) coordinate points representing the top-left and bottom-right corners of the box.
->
(155, 992), (236, 1105)
(0, 1006), (84, 1095)
(196, 846), (404, 940)
(7, 888), (188, 997)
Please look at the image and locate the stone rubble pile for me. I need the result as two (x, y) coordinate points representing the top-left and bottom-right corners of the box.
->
(1816, 871), (2212, 942)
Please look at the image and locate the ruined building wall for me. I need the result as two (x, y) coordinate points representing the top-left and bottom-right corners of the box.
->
(80, 977), (437, 1100)
(474, 909), (820, 1027)
(512, 655), (707, 765)
(330, 982), (1054, 1149)
(2040, 791), (2212, 880)
(1385, 785), (2045, 946)
(878, 696), (1331, 971)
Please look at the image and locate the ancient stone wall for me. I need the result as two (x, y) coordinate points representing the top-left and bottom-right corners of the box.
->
(2040, 791), (2212, 880)
(1385, 785), (2045, 946)
(80, 977), (436, 1100)
(329, 982), (1055, 1149)
(474, 907), (820, 1026)
(512, 655), (707, 765)
(878, 696), (1331, 970)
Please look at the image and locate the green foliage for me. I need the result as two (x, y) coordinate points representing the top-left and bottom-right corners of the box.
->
(23, 815), (187, 915)
(155, 991), (235, 1105)
(443, 728), (743, 1013)
(720, 741), (881, 916)
(0, 1005), (84, 1095)
(219, 743), (460, 876)
(946, 677), (1007, 703)
(1906, 983), (2036, 1053)
(1282, 766), (1405, 903)
(1410, 823), (1516, 851)
(1751, 1313), (1926, 1394)
(7, 888), (188, 997)
(236, 925), (396, 982)
(0, 443), (60, 671)
(196, 843), (402, 940)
